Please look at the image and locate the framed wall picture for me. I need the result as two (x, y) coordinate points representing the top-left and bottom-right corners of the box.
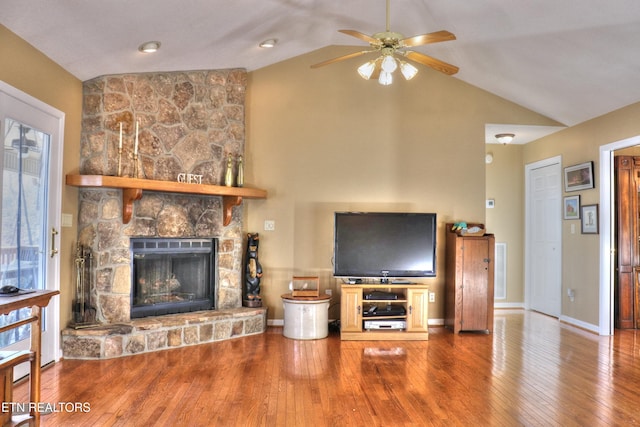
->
(581, 204), (599, 234)
(563, 195), (580, 220)
(564, 161), (594, 192)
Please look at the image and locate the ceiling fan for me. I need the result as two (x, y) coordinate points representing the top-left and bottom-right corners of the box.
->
(311, 0), (458, 85)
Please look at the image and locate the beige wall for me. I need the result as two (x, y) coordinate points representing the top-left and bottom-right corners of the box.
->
(0, 25), (82, 331)
(523, 102), (640, 325)
(485, 144), (525, 305)
(246, 45), (559, 320)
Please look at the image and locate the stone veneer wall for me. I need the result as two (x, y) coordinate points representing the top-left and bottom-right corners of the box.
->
(75, 70), (248, 325)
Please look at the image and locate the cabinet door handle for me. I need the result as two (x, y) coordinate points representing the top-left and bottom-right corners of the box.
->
(357, 306), (361, 314)
(409, 305), (413, 314)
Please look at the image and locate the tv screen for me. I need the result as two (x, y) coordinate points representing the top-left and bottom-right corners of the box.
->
(333, 212), (437, 279)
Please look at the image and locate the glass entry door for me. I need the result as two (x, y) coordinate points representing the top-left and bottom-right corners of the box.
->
(0, 83), (63, 378)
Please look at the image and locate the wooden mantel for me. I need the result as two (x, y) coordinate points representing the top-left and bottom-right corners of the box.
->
(66, 175), (267, 226)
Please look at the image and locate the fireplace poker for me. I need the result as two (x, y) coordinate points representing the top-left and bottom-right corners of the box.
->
(84, 247), (96, 323)
(73, 243), (85, 323)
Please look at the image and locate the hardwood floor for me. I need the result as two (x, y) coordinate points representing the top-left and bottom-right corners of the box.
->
(11, 309), (640, 426)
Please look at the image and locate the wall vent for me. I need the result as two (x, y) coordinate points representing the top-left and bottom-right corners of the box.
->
(494, 242), (507, 300)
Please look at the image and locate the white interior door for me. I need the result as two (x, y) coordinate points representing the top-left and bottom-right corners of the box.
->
(526, 157), (562, 317)
(0, 81), (63, 377)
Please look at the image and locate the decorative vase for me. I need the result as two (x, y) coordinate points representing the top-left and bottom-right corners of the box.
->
(224, 154), (234, 187)
(236, 155), (244, 187)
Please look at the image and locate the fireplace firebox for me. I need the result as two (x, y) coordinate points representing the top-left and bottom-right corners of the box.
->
(130, 238), (217, 318)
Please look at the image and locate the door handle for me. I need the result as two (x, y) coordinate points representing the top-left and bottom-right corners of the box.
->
(50, 228), (59, 258)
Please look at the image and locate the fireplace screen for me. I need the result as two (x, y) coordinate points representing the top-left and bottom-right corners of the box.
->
(130, 238), (217, 318)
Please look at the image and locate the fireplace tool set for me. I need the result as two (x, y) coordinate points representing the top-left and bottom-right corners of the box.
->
(70, 243), (98, 329)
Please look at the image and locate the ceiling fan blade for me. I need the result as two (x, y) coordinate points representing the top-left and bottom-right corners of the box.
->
(402, 51), (459, 75)
(401, 30), (456, 47)
(310, 50), (372, 69)
(338, 29), (382, 46)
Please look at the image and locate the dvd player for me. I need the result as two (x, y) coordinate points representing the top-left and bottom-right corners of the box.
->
(364, 291), (398, 300)
(364, 320), (406, 330)
(363, 304), (406, 317)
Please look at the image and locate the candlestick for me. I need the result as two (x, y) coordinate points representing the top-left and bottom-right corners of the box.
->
(134, 120), (139, 155)
(118, 122), (123, 150)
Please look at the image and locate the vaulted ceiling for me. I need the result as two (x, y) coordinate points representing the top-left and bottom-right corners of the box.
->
(3, 0), (640, 131)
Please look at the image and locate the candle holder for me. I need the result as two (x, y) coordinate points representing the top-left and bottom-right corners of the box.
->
(132, 154), (145, 179)
(117, 147), (123, 177)
(133, 153), (139, 178)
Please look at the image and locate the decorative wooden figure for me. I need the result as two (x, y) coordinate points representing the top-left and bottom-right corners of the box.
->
(243, 233), (263, 307)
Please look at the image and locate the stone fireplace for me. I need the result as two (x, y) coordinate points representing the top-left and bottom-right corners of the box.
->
(61, 69), (266, 359)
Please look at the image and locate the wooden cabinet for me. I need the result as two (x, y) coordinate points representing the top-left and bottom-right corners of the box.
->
(339, 283), (429, 340)
(445, 227), (495, 333)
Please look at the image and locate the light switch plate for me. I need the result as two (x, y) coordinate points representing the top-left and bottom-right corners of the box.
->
(61, 213), (73, 227)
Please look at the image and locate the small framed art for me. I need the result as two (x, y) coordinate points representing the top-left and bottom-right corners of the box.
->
(564, 161), (594, 192)
(581, 204), (598, 234)
(563, 195), (580, 220)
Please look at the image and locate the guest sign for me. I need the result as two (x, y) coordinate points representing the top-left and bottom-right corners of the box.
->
(177, 173), (203, 184)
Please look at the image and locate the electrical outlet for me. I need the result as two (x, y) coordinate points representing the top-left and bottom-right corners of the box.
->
(264, 220), (275, 231)
(325, 289), (332, 296)
(429, 292), (435, 303)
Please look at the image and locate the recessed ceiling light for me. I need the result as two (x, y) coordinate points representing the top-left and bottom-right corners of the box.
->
(138, 41), (161, 53)
(259, 39), (277, 48)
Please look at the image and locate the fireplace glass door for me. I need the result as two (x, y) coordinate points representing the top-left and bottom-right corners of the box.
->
(131, 238), (216, 318)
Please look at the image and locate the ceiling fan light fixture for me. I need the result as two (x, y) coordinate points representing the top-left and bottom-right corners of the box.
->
(495, 133), (515, 144)
(357, 60), (377, 80)
(399, 61), (418, 80)
(138, 41), (161, 53)
(379, 70), (393, 86)
(381, 54), (398, 73)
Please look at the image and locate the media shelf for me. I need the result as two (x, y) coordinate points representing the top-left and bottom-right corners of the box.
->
(340, 283), (429, 341)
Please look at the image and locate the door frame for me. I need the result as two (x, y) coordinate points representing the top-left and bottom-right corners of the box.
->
(0, 80), (63, 363)
(599, 135), (640, 336)
(524, 155), (562, 313)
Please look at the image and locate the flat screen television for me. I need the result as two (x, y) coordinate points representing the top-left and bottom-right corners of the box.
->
(333, 212), (437, 280)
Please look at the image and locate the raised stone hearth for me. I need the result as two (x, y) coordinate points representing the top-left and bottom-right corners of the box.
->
(62, 307), (266, 359)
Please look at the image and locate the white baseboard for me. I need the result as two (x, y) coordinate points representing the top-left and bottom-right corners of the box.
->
(559, 315), (599, 334)
(269, 311), (598, 335)
(494, 302), (525, 309)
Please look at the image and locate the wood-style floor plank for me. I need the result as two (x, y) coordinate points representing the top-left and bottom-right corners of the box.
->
(9, 310), (640, 426)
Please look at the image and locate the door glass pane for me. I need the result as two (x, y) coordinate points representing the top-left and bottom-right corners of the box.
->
(0, 118), (50, 347)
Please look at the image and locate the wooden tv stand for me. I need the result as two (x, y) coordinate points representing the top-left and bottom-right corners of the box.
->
(340, 283), (429, 341)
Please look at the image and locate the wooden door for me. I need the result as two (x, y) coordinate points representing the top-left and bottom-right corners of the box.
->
(614, 156), (638, 329)
(461, 238), (492, 331)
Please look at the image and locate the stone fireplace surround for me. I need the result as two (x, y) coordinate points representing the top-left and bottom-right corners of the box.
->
(61, 69), (266, 360)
